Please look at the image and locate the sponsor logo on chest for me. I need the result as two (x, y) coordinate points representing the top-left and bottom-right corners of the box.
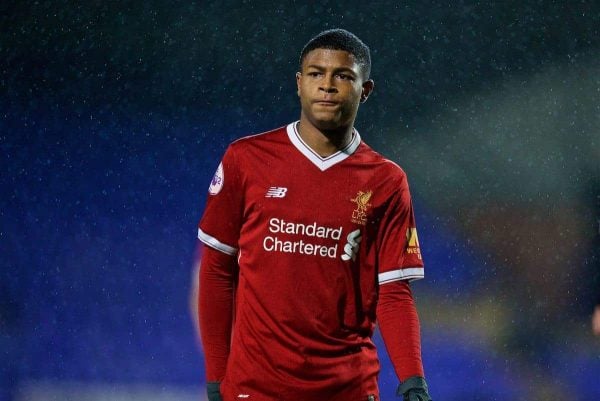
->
(262, 217), (342, 258)
(259, 187), (375, 261)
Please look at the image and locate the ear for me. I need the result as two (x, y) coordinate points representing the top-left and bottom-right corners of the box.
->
(360, 79), (374, 103)
(296, 72), (302, 97)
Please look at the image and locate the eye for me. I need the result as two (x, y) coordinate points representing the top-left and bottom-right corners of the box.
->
(336, 73), (354, 81)
(307, 71), (322, 77)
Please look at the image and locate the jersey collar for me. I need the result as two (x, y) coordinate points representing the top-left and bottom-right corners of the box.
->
(286, 121), (361, 171)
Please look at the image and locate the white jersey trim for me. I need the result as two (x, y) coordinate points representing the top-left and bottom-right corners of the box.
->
(378, 267), (424, 284)
(286, 121), (361, 171)
(198, 228), (238, 256)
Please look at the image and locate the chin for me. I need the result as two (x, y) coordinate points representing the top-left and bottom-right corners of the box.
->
(310, 114), (345, 130)
(313, 119), (344, 131)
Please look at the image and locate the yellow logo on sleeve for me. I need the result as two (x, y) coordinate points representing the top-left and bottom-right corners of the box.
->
(406, 227), (422, 259)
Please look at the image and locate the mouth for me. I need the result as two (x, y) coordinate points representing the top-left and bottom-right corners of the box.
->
(313, 100), (339, 107)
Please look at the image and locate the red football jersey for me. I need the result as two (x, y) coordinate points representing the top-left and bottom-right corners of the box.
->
(198, 122), (424, 401)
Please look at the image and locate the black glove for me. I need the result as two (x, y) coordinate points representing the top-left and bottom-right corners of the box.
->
(206, 382), (222, 401)
(397, 376), (432, 401)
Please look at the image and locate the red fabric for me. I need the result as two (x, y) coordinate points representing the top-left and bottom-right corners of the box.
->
(377, 280), (424, 381)
(198, 243), (237, 382)
(197, 123), (426, 397)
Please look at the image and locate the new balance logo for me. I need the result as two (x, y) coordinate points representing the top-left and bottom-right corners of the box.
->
(265, 187), (288, 198)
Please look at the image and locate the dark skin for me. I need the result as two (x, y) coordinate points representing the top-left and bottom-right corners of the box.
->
(296, 48), (374, 157)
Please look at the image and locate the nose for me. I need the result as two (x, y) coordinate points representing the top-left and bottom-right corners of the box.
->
(320, 85), (337, 93)
(319, 75), (337, 93)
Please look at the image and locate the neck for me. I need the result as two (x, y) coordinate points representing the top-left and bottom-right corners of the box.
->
(297, 116), (355, 158)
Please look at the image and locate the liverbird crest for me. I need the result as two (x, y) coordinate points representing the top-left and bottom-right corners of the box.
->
(351, 190), (373, 225)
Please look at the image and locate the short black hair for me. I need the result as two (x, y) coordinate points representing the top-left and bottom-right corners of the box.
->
(299, 29), (371, 80)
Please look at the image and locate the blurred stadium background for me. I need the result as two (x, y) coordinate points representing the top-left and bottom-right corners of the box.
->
(2, 1), (599, 400)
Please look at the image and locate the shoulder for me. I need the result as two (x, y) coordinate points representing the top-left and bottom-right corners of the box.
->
(228, 125), (288, 152)
(356, 140), (408, 182)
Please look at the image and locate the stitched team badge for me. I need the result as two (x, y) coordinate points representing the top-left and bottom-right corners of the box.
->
(350, 190), (372, 225)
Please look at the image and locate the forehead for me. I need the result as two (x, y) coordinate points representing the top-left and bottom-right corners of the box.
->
(301, 48), (360, 72)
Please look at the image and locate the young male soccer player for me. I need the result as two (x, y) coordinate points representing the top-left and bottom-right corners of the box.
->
(197, 29), (433, 401)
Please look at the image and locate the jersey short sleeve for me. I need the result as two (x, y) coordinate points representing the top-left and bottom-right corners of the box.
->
(198, 146), (244, 256)
(376, 175), (424, 284)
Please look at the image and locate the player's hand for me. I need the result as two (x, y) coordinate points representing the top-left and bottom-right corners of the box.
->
(397, 376), (432, 401)
(206, 382), (222, 401)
